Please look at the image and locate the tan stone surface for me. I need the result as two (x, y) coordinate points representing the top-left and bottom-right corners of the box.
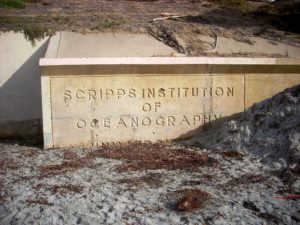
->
(49, 75), (244, 147)
(245, 74), (300, 108)
(40, 57), (300, 148)
(41, 76), (53, 148)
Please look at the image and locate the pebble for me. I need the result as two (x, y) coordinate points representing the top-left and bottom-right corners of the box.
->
(135, 207), (145, 213)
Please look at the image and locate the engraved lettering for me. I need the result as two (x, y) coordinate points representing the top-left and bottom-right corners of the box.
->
(142, 117), (151, 126)
(64, 90), (72, 103)
(117, 89), (126, 99)
(158, 88), (166, 97)
(193, 115), (201, 125)
(183, 87), (189, 97)
(142, 103), (151, 112)
(215, 87), (224, 96)
(169, 88), (175, 98)
(104, 118), (111, 128)
(156, 116), (165, 126)
(90, 119), (99, 128)
(77, 119), (86, 128)
(131, 117), (139, 127)
(99, 89), (103, 99)
(203, 114), (211, 124)
(192, 87), (198, 96)
(88, 90), (96, 100)
(180, 115), (190, 125)
(154, 102), (161, 112)
(167, 116), (175, 126)
(227, 87), (234, 96)
(76, 90), (85, 99)
(105, 89), (114, 99)
(129, 89), (136, 98)
(202, 87), (208, 97)
(117, 118), (127, 128)
(146, 88), (155, 98)
(214, 114), (222, 120)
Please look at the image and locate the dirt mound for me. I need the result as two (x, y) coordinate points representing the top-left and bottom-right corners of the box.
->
(187, 85), (300, 169)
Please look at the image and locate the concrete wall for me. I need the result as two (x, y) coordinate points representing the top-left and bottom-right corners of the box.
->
(1, 31), (300, 143)
(0, 31), (49, 139)
(40, 57), (300, 148)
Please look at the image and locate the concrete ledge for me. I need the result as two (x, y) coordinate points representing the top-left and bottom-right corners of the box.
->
(40, 57), (300, 75)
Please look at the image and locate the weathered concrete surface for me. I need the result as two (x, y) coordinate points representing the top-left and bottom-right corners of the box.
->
(40, 57), (300, 148)
(0, 31), (48, 138)
(46, 32), (176, 58)
(0, 31), (177, 139)
(216, 36), (300, 57)
(49, 75), (243, 147)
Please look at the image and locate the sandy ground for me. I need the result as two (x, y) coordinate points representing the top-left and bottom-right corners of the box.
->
(0, 2), (299, 224)
(0, 141), (299, 225)
(1, 80), (299, 225)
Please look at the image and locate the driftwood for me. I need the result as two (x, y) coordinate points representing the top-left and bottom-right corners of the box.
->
(153, 15), (188, 22)
(152, 12), (191, 22)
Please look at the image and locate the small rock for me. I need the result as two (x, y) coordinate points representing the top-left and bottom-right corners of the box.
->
(135, 206), (145, 213)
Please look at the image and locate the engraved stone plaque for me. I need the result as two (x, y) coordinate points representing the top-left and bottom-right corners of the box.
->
(40, 57), (300, 148)
(43, 73), (244, 147)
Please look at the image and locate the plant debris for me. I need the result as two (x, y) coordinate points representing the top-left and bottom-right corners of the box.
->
(165, 188), (211, 212)
(243, 200), (282, 223)
(226, 174), (267, 187)
(218, 151), (245, 160)
(26, 198), (53, 206)
(35, 184), (84, 194)
(39, 158), (94, 177)
(86, 143), (217, 172)
(118, 173), (163, 188)
(63, 150), (80, 160)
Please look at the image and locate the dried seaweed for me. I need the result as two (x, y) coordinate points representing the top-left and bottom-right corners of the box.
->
(26, 198), (53, 206)
(165, 188), (211, 212)
(86, 143), (217, 172)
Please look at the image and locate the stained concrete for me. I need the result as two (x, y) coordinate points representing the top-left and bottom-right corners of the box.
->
(48, 32), (176, 58)
(40, 50), (300, 148)
(0, 31), (48, 138)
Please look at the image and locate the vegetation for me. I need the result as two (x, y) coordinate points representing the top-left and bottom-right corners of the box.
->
(0, 0), (26, 9)
(23, 23), (50, 46)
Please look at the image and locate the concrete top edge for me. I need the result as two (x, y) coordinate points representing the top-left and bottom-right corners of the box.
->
(39, 57), (300, 66)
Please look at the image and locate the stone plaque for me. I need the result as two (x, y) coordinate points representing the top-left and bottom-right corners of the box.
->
(45, 75), (244, 147)
(41, 57), (300, 148)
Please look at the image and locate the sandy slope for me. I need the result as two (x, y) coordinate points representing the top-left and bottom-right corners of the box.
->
(0, 140), (299, 225)
(1, 84), (299, 225)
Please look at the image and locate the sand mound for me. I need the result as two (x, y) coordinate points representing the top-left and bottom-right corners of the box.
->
(187, 84), (300, 169)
